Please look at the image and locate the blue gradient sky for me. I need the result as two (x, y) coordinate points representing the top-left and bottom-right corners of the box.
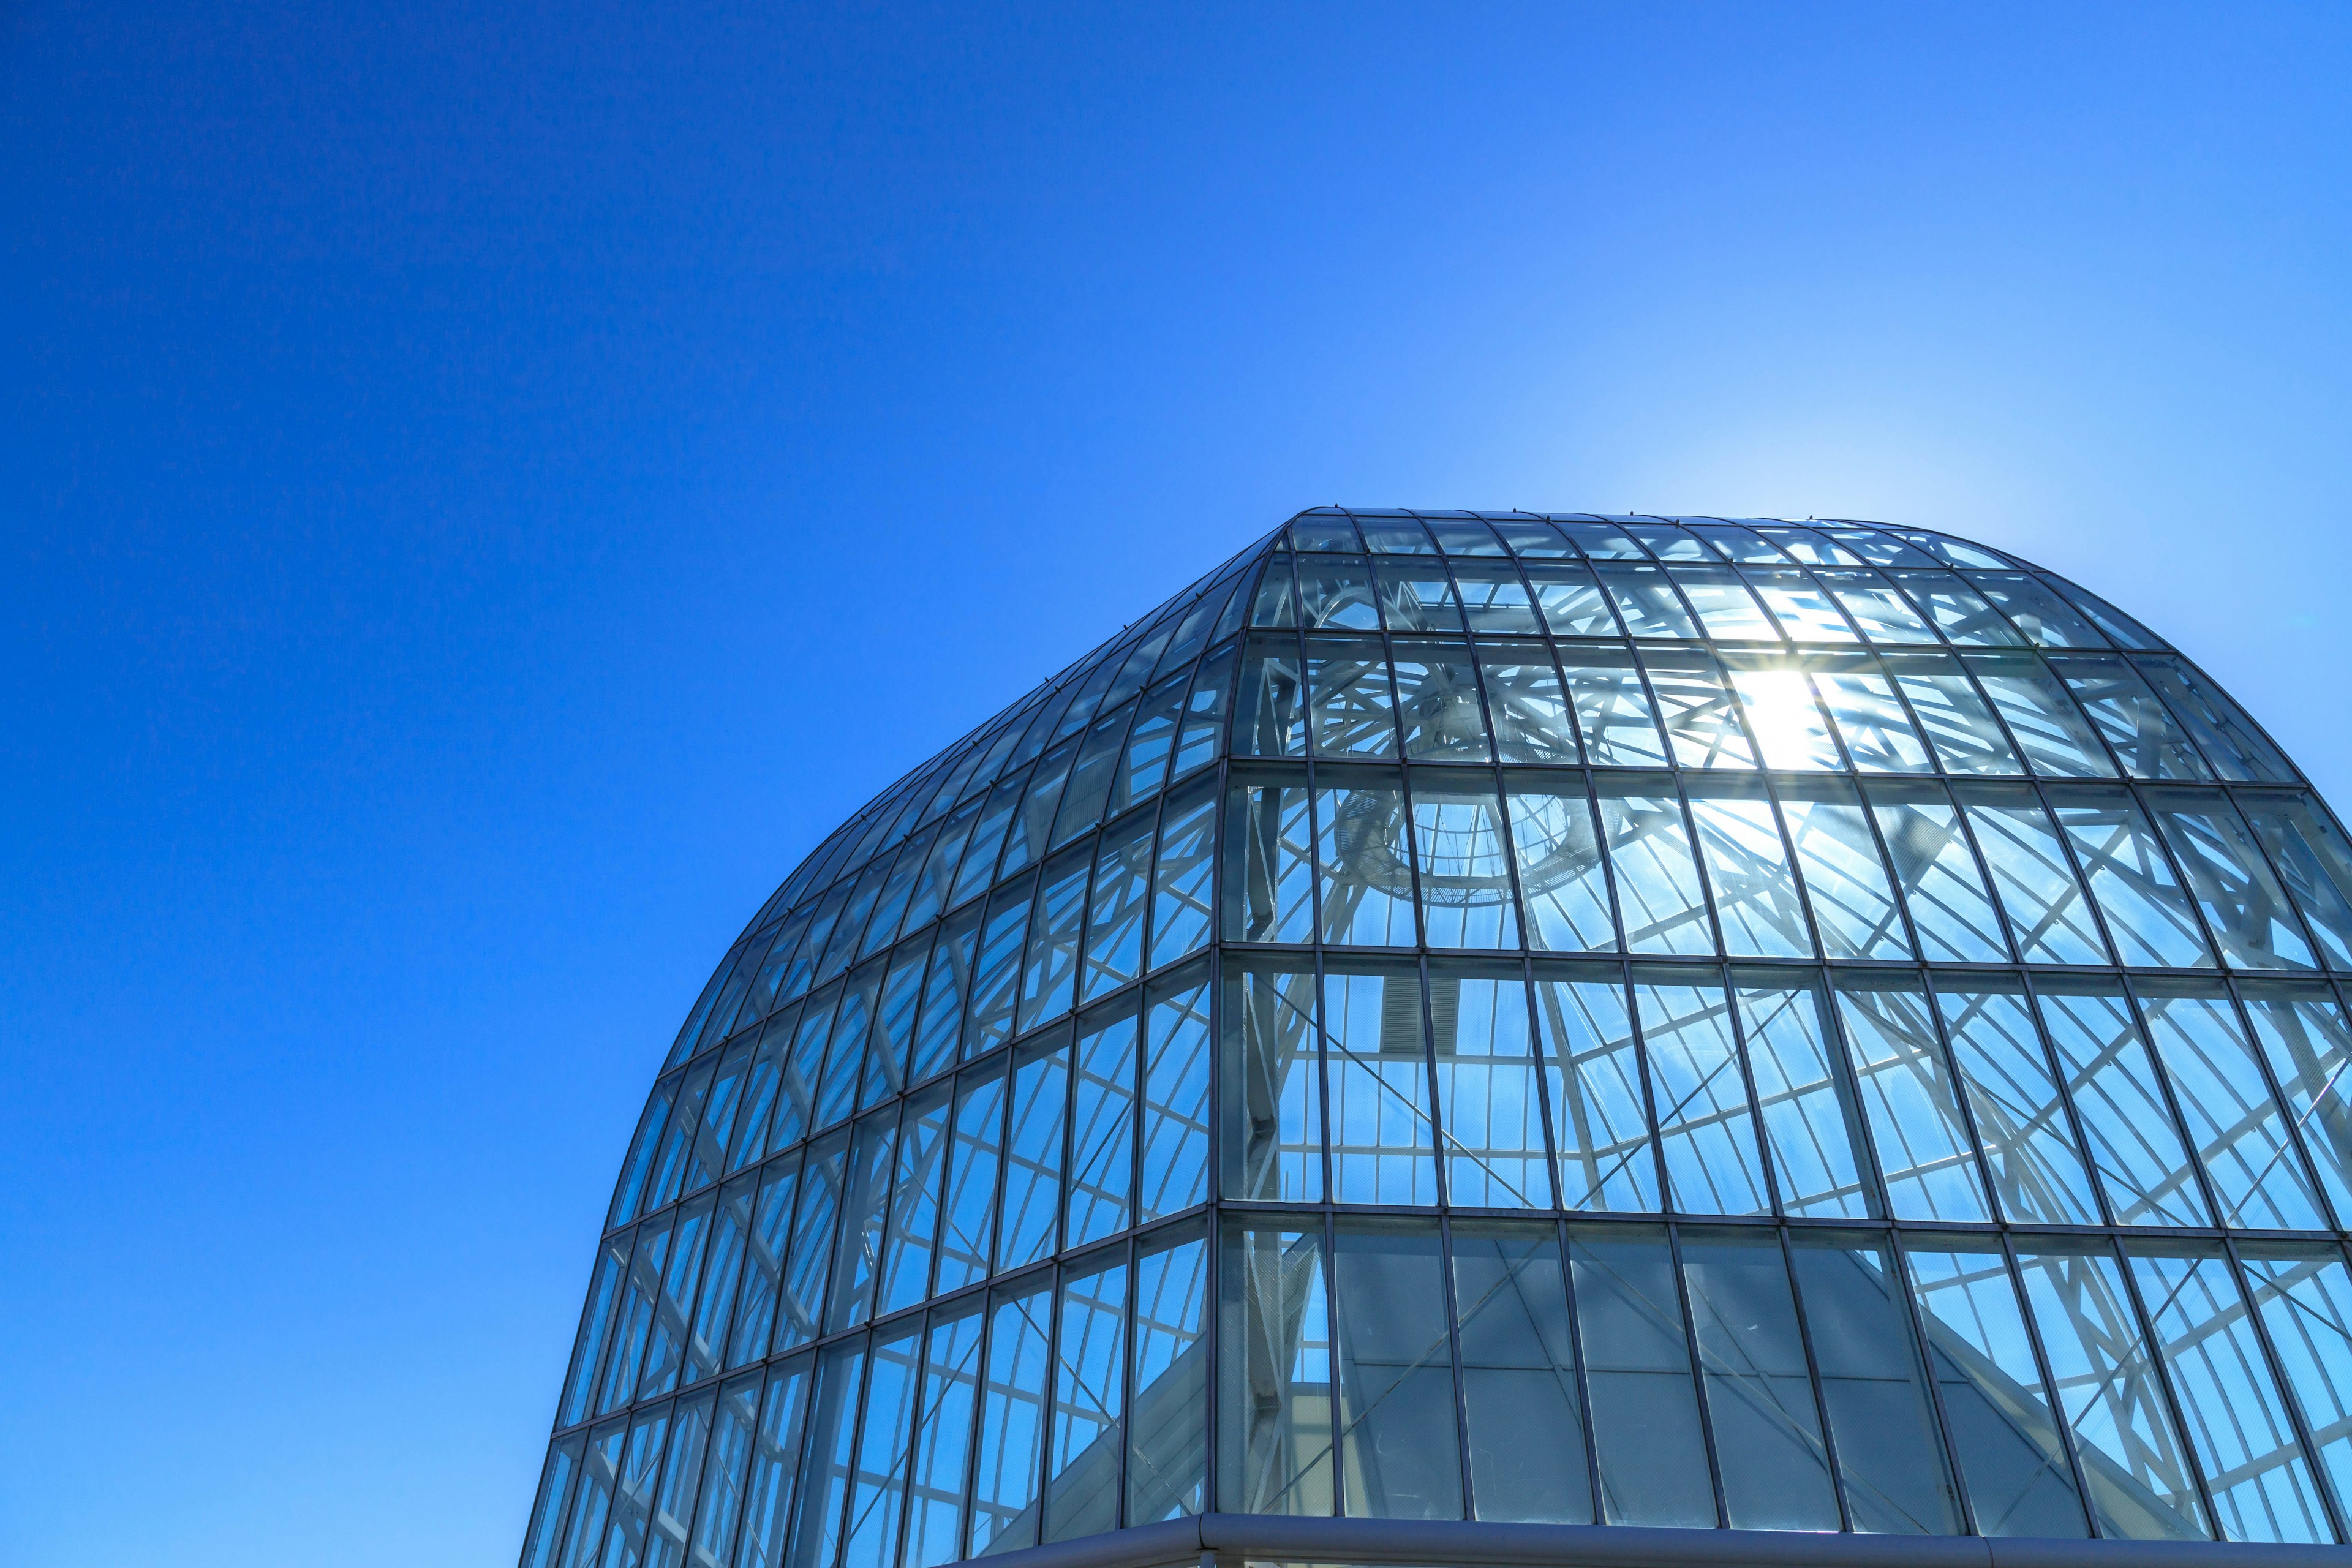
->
(7, 4), (2351, 1562)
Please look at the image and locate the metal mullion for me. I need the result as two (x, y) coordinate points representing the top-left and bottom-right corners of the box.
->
(1804, 966), (1892, 1222)
(1516, 954), (1569, 1212)
(1551, 1215), (1607, 1522)
(1709, 954), (1785, 1219)
(1321, 1207), (1344, 1518)
(2105, 1232), (2228, 1537)
(1109, 1231), (1137, 1531)
(1994, 1227), (2103, 1536)
(1662, 1218), (1733, 1529)
(1432, 1209), (1477, 1521)
(1878, 1225), (1980, 1537)
(1311, 946), (1335, 1208)
(1617, 960), (1675, 1214)
(824, 1321), (878, 1568)
(2219, 1232), (2349, 1544)
(2014, 968), (2123, 1228)
(956, 1285), (998, 1558)
(1417, 946), (1452, 1213)
(1771, 1218), (1856, 1534)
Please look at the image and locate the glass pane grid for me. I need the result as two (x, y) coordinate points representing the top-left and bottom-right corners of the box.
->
(535, 513), (2352, 1566)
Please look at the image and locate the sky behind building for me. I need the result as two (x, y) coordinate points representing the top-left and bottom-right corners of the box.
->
(6, 4), (2352, 1564)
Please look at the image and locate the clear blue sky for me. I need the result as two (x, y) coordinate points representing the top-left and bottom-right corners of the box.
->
(6, 4), (2350, 1562)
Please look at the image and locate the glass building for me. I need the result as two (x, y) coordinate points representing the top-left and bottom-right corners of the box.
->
(521, 511), (2352, 1568)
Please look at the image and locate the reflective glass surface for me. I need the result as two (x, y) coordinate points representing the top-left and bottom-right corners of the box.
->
(530, 511), (2352, 1564)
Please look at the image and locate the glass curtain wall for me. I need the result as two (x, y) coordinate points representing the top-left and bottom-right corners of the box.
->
(526, 511), (2352, 1568)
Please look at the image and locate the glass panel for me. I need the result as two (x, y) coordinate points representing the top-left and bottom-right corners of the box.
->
(1451, 1223), (1593, 1523)
(1598, 782), (1713, 956)
(1958, 784), (2108, 964)
(842, 1329), (920, 1568)
(2037, 984), (2209, 1226)
(1505, 777), (1614, 954)
(728, 1017), (793, 1174)
(1329, 1219), (1461, 1519)
(1559, 647), (1667, 766)
(557, 1421), (626, 1568)
(1670, 565), (1777, 639)
(2241, 1246), (2352, 1523)
(2134, 655), (2296, 783)
(911, 911), (975, 1088)
(873, 943), (929, 1102)
(880, 1085), (948, 1316)
(643, 1194), (716, 1398)
(1079, 810), (1153, 1002)
(1220, 1221), (1336, 1515)
(2053, 786), (2213, 967)
(1891, 570), (2029, 646)
(1130, 1225), (1210, 1523)
(1684, 785), (1806, 959)
(777, 1134), (846, 1351)
(2245, 794), (2352, 969)
(1045, 1257), (1128, 1542)
(1016, 849), (1089, 1035)
(1536, 970), (1657, 1212)
(1323, 961), (1440, 1205)
(1393, 640), (1492, 761)
(1567, 1223), (1715, 1527)
(1234, 634), (1306, 759)
(2152, 791), (2317, 970)
(970, 1280), (1052, 1555)
(1250, 555), (1298, 627)
(1066, 1001), (1137, 1247)
(905, 1306), (982, 1568)
(1740, 976), (1872, 1218)
(998, 1032), (1071, 1271)
(1814, 660), (1936, 774)
(1173, 641), (1234, 779)
(1140, 969), (1213, 1221)
(1555, 519), (1647, 559)
(726, 1158), (798, 1372)
(2242, 990), (2352, 1223)
(1305, 637), (1397, 758)
(695, 1370), (767, 1568)
(1295, 555), (1381, 631)
(1885, 651), (2024, 775)
(2136, 986), (2324, 1230)
(691, 1177), (756, 1385)
(1523, 560), (1621, 638)
(1782, 776), (1911, 959)
(1448, 559), (1544, 634)
(1833, 978), (1988, 1221)
(1411, 778), (1520, 949)
(786, 1340), (865, 1568)
(2054, 655), (2212, 780)
(1596, 562), (1698, 638)
(1430, 966), (1550, 1208)
(1722, 659), (1840, 770)
(521, 1438), (583, 1568)
(598, 1218), (674, 1417)
(1291, 513), (1363, 553)
(1904, 1243), (2089, 1538)
(1748, 567), (1861, 643)
(1933, 982), (2101, 1224)
(937, 1063), (1004, 1295)
(1969, 654), (2116, 778)
(1148, 781), (1216, 969)
(561, 1234), (630, 1428)
(1115, 676), (1185, 817)
(1787, 1232), (1964, 1534)
(1477, 645), (1579, 764)
(1221, 958), (1322, 1202)
(2128, 1248), (2330, 1543)
(1638, 646), (1756, 769)
(1867, 783), (2008, 961)
(1490, 516), (1577, 557)
(1315, 774), (1416, 948)
(1637, 976), (1766, 1215)
(1970, 574), (2110, 649)
(1677, 1227), (1839, 1531)
(1371, 557), (1464, 632)
(965, 878), (1035, 1061)
(2041, 572), (2166, 650)
(1819, 568), (1941, 644)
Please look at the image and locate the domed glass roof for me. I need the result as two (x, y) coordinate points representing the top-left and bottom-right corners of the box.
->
(522, 511), (2352, 1568)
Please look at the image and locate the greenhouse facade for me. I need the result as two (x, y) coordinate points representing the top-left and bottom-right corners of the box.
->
(521, 510), (2352, 1568)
